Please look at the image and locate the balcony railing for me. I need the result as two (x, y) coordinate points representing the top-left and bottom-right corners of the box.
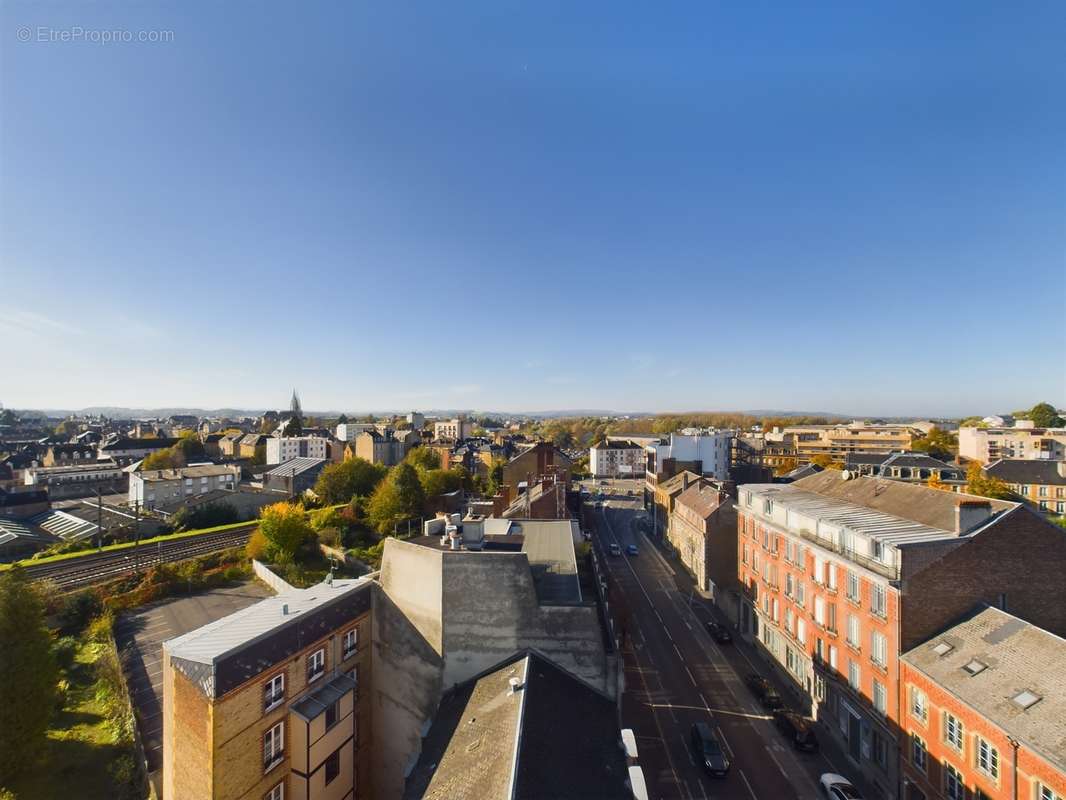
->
(794, 528), (900, 581)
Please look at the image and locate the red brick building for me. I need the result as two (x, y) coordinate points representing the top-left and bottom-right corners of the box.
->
(900, 607), (1066, 800)
(736, 471), (1066, 799)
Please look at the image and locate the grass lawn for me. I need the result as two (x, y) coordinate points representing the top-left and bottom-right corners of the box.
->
(4, 639), (137, 800)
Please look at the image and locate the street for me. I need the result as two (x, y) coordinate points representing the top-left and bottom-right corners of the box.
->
(593, 488), (845, 800)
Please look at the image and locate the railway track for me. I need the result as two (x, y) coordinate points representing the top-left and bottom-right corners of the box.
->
(21, 523), (258, 590)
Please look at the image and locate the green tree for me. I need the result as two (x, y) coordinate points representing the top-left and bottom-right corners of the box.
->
(965, 462), (1015, 500)
(337, 413), (348, 424)
(313, 458), (387, 505)
(421, 468), (463, 498)
(405, 446), (443, 472)
(175, 430), (207, 462)
(488, 459), (506, 495)
(258, 502), (312, 562)
(958, 416), (986, 428)
(910, 427), (958, 461)
(0, 409), (17, 425)
(282, 416), (303, 437)
(0, 568), (59, 783)
(1024, 402), (1064, 428)
(368, 463), (426, 533)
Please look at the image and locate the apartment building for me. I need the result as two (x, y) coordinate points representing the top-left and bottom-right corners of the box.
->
(130, 464), (241, 510)
(162, 576), (373, 800)
(900, 607), (1066, 800)
(353, 429), (407, 467)
(24, 460), (125, 499)
(666, 482), (737, 606)
(335, 423), (378, 443)
(958, 425), (1066, 463)
(499, 442), (571, 507)
(589, 438), (646, 478)
(983, 460), (1066, 515)
(649, 470), (705, 537)
(774, 422), (919, 464)
(736, 471), (1066, 799)
(99, 436), (181, 465)
(239, 434), (271, 461)
(41, 443), (98, 466)
(432, 418), (473, 442)
(844, 453), (966, 491)
(267, 435), (331, 465)
(645, 430), (733, 483)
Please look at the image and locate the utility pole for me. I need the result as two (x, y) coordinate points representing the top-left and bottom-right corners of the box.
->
(96, 488), (103, 552)
(133, 500), (140, 572)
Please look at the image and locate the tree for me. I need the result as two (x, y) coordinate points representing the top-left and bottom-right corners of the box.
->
(1024, 402), (1064, 428)
(405, 446), (443, 472)
(488, 459), (506, 495)
(910, 427), (957, 461)
(282, 416), (303, 437)
(965, 462), (1015, 500)
(368, 463), (425, 533)
(142, 446), (185, 471)
(926, 474), (947, 491)
(810, 454), (844, 470)
(260, 418), (279, 435)
(53, 419), (76, 437)
(175, 430), (206, 462)
(772, 458), (799, 477)
(0, 568), (59, 783)
(258, 503), (312, 562)
(337, 413), (348, 425)
(0, 409), (17, 425)
(313, 458), (388, 505)
(421, 468), (463, 498)
(958, 416), (986, 428)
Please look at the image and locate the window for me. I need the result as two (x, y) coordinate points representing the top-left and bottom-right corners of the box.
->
(848, 660), (860, 690)
(945, 764), (965, 800)
(871, 584), (886, 618)
(814, 596), (826, 626)
(265, 783), (284, 800)
(343, 627), (359, 658)
(911, 687), (927, 722)
(797, 619), (806, 645)
(829, 645), (838, 670)
(785, 573), (794, 597)
(847, 615), (861, 649)
(944, 713), (964, 750)
(827, 602), (837, 632)
(1039, 486), (1048, 497)
(846, 571), (860, 603)
(264, 673), (285, 712)
(308, 649), (325, 683)
(324, 748), (340, 785)
(976, 736), (998, 779)
(1038, 784), (1063, 800)
(785, 608), (794, 633)
(873, 731), (887, 768)
(325, 700), (338, 730)
(263, 721), (284, 772)
(912, 735), (927, 771)
(827, 564), (837, 591)
(763, 499), (774, 515)
(872, 680), (886, 713)
(796, 582), (806, 608)
(871, 631), (887, 668)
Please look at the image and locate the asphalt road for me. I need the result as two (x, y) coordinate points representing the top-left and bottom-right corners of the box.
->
(595, 496), (845, 800)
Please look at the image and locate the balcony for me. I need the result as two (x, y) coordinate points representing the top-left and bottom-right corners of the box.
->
(795, 528), (899, 581)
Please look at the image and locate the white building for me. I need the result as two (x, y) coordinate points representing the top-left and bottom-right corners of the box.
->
(266, 435), (330, 465)
(434, 418), (474, 441)
(645, 430), (734, 481)
(129, 464), (241, 510)
(336, 422), (378, 442)
(958, 424), (1066, 463)
(406, 411), (425, 429)
(589, 439), (646, 478)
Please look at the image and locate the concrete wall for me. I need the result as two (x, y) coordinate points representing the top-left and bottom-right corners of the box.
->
(252, 559), (296, 593)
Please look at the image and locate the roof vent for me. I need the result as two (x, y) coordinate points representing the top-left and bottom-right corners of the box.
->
(962, 659), (987, 676)
(841, 470), (852, 481)
(281, 603), (289, 615)
(932, 641), (954, 657)
(1012, 690), (1041, 710)
(508, 677), (524, 695)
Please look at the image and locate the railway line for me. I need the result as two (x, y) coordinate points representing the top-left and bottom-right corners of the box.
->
(20, 523), (257, 590)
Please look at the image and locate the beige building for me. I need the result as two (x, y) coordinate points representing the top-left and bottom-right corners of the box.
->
(958, 424), (1066, 463)
(130, 463), (241, 510)
(767, 421), (919, 464)
(353, 429), (408, 467)
(432, 418), (473, 442)
(666, 482), (737, 604)
(163, 577), (372, 800)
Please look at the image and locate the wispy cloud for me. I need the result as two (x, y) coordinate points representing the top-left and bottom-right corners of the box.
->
(0, 309), (84, 337)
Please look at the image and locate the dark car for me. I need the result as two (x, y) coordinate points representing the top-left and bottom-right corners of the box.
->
(608, 543), (622, 556)
(744, 672), (783, 710)
(706, 621), (732, 644)
(626, 543), (639, 556)
(774, 709), (819, 751)
(690, 722), (730, 777)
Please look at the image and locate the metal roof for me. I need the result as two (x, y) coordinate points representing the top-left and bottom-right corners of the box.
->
(290, 672), (356, 722)
(263, 457), (327, 477)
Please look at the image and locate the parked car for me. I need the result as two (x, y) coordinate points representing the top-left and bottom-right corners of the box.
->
(819, 773), (863, 800)
(690, 722), (730, 777)
(626, 544), (639, 556)
(608, 543), (622, 556)
(705, 621), (732, 644)
(744, 672), (783, 710)
(774, 709), (819, 751)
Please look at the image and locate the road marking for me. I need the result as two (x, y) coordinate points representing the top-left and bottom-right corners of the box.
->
(684, 665), (697, 686)
(766, 745), (788, 778)
(699, 693), (709, 709)
(739, 769), (758, 800)
(716, 726), (735, 759)
(673, 643), (683, 660)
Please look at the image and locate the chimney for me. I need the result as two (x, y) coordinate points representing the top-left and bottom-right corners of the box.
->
(508, 677), (524, 695)
(955, 500), (993, 533)
(282, 603), (289, 615)
(682, 473), (690, 491)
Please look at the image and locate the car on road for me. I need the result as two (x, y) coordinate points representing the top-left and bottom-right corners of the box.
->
(705, 621), (732, 644)
(773, 709), (819, 751)
(690, 722), (730, 777)
(608, 543), (622, 556)
(744, 672), (783, 710)
(599, 480), (609, 485)
(819, 773), (863, 800)
(626, 544), (639, 556)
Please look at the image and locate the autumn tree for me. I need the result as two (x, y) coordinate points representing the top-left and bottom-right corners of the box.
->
(965, 462), (1015, 500)
(142, 446), (185, 471)
(910, 427), (958, 461)
(0, 568), (59, 783)
(811, 454), (845, 470)
(258, 502), (312, 562)
(368, 463), (426, 533)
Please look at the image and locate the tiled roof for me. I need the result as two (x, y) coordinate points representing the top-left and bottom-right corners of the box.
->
(675, 483), (728, 519)
(902, 607), (1066, 773)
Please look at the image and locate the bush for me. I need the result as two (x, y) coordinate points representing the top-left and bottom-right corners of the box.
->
(52, 636), (79, 672)
(57, 590), (102, 635)
(86, 610), (115, 643)
(107, 754), (141, 800)
(245, 529), (269, 561)
(317, 527), (342, 548)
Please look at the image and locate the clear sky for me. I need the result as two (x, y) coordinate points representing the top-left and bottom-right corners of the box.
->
(2, 1), (1063, 417)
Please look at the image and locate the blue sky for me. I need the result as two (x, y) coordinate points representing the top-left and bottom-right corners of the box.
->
(2, 1), (1063, 416)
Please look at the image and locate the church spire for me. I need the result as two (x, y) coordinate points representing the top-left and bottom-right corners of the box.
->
(290, 389), (302, 421)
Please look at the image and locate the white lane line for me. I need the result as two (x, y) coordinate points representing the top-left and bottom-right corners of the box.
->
(684, 666), (697, 687)
(739, 769), (758, 800)
(682, 735), (695, 766)
(766, 746), (788, 779)
(716, 726), (735, 759)
(673, 643), (683, 660)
